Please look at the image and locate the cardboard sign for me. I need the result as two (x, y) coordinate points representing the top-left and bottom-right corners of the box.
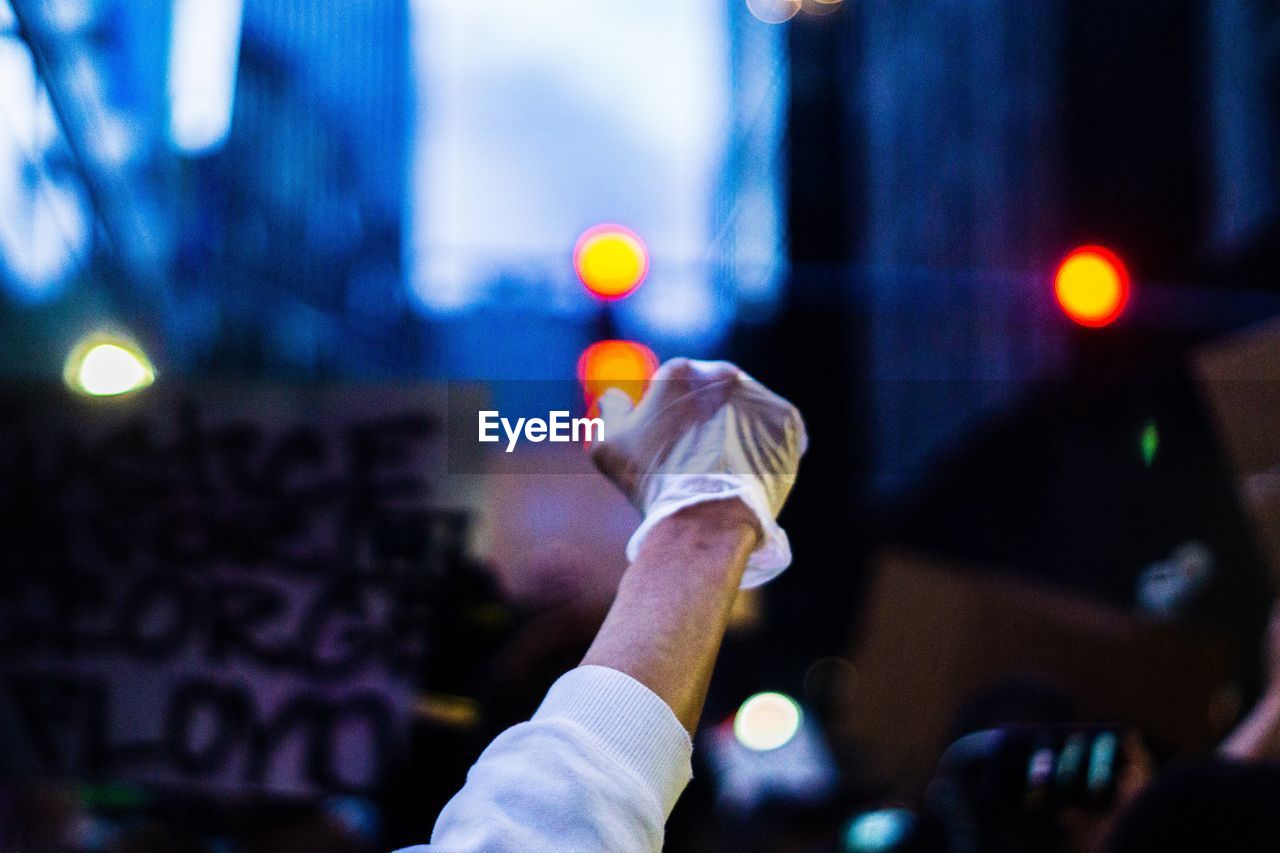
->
(832, 551), (1233, 794)
(1194, 318), (1280, 584)
(0, 384), (478, 797)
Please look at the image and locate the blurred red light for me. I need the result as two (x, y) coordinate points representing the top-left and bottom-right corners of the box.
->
(1054, 245), (1130, 327)
(577, 340), (658, 412)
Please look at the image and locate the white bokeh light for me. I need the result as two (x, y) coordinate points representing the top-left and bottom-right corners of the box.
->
(0, 175), (90, 299)
(64, 335), (155, 397)
(619, 269), (729, 343)
(745, 0), (801, 25)
(0, 38), (90, 302)
(167, 0), (243, 154)
(0, 40), (59, 151)
(733, 692), (802, 751)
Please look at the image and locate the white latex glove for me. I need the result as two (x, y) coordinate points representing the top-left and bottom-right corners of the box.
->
(590, 358), (808, 588)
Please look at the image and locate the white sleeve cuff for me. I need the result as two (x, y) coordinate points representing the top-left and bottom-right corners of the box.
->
(532, 665), (693, 818)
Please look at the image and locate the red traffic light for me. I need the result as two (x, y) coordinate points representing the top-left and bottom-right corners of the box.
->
(1054, 245), (1130, 328)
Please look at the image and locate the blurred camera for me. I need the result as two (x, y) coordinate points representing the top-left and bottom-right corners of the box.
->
(843, 726), (1127, 853)
(935, 725), (1124, 816)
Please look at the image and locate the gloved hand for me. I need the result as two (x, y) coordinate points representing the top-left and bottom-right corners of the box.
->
(590, 358), (808, 588)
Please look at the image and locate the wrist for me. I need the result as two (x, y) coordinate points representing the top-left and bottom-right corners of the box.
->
(671, 496), (761, 534)
(631, 497), (760, 586)
(663, 498), (762, 551)
(624, 477), (794, 589)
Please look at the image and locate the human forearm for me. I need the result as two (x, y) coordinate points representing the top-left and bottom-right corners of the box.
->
(420, 501), (758, 853)
(1222, 604), (1280, 761)
(416, 362), (802, 853)
(581, 498), (759, 732)
(1221, 690), (1280, 761)
(424, 500), (757, 851)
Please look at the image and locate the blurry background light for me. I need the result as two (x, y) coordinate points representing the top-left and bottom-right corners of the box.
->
(844, 809), (916, 852)
(41, 0), (98, 34)
(746, 0), (802, 25)
(577, 339), (659, 409)
(0, 169), (90, 300)
(64, 333), (155, 397)
(64, 53), (106, 102)
(0, 38), (90, 302)
(802, 0), (844, 17)
(1054, 245), (1130, 327)
(87, 111), (138, 167)
(1141, 420), (1159, 467)
(620, 271), (728, 344)
(167, 0), (244, 155)
(0, 39), (59, 151)
(733, 691), (802, 751)
(574, 224), (649, 300)
(406, 251), (486, 316)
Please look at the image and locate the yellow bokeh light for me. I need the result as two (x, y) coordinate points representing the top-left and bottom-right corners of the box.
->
(733, 691), (802, 751)
(1054, 246), (1129, 327)
(64, 334), (155, 397)
(574, 225), (649, 300)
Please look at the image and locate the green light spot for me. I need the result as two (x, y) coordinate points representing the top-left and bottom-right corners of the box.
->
(79, 782), (150, 810)
(1140, 421), (1159, 467)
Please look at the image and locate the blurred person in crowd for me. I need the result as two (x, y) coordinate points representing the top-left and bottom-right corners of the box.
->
(396, 358), (807, 852)
(1220, 602), (1280, 763)
(900, 587), (1280, 853)
(916, 676), (1152, 853)
(990, 601), (1280, 853)
(1102, 602), (1280, 852)
(1105, 758), (1280, 852)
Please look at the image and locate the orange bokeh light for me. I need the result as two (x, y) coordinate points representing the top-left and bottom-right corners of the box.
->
(1054, 245), (1130, 327)
(577, 340), (659, 413)
(574, 224), (649, 300)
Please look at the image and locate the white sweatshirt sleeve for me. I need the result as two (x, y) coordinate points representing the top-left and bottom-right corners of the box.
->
(395, 665), (694, 853)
